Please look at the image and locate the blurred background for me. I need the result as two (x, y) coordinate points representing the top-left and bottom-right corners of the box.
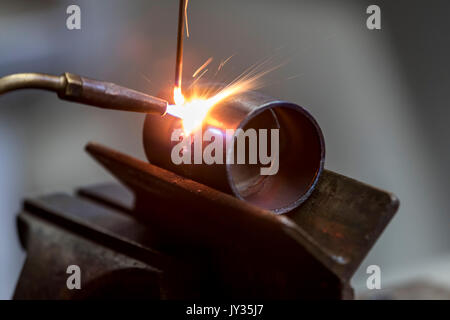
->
(1, 0), (449, 299)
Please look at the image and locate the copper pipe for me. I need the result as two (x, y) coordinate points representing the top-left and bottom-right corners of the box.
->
(143, 88), (325, 214)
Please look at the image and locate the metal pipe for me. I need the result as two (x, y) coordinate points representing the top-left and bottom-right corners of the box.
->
(143, 88), (325, 214)
(0, 72), (168, 115)
(0, 73), (65, 93)
(174, 0), (187, 89)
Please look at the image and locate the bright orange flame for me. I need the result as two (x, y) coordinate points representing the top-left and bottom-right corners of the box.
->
(169, 56), (282, 135)
(173, 86), (185, 105)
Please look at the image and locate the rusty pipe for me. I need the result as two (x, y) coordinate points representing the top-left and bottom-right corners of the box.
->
(0, 72), (168, 115)
(143, 88), (325, 214)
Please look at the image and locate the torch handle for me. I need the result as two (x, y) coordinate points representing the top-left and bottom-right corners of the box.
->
(59, 73), (168, 115)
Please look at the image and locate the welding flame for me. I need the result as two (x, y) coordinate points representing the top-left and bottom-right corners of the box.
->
(173, 86), (185, 105)
(168, 82), (251, 135)
(167, 56), (282, 135)
(168, 94), (210, 135)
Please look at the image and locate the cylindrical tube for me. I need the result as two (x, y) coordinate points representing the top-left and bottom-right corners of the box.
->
(143, 89), (325, 214)
(0, 73), (64, 94)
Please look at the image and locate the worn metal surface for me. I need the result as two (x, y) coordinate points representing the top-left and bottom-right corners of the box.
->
(287, 172), (399, 279)
(14, 212), (165, 299)
(143, 89), (325, 214)
(13, 142), (398, 299)
(14, 188), (343, 299)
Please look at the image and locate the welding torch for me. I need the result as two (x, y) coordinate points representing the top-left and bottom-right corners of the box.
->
(0, 72), (173, 115)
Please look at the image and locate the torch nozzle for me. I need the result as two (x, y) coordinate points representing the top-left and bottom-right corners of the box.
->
(0, 72), (169, 115)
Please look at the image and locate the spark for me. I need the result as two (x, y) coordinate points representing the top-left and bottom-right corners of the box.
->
(185, 0), (190, 38)
(168, 2), (284, 135)
(192, 57), (213, 77)
(214, 54), (235, 77)
(189, 68), (209, 89)
(218, 54), (234, 72)
(168, 56), (283, 135)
